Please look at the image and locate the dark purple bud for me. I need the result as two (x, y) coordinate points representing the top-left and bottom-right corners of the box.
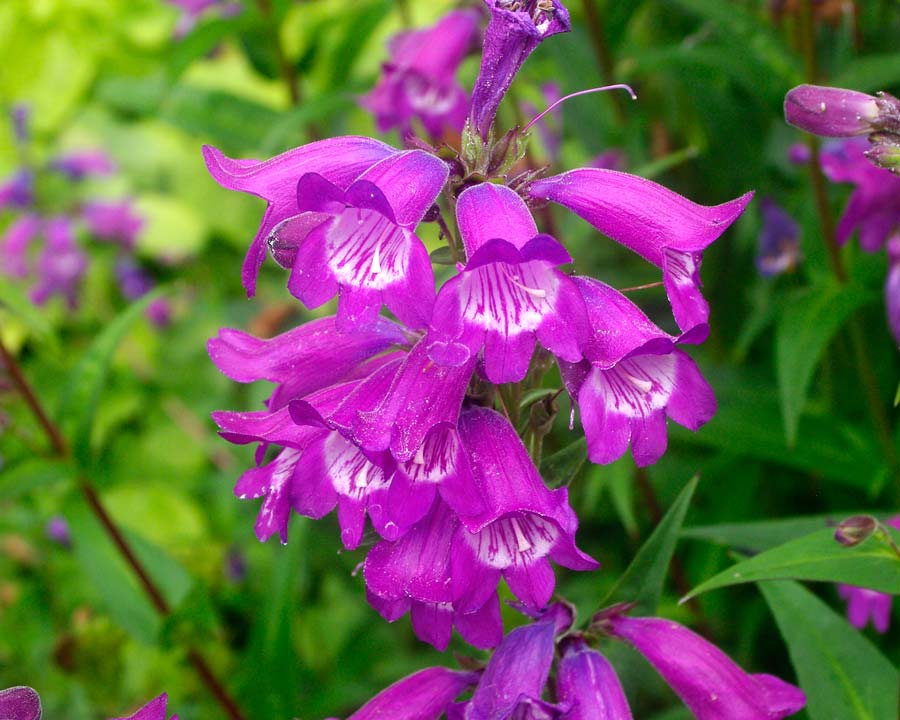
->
(115, 258), (155, 301)
(785, 84), (879, 137)
(0, 686), (42, 720)
(469, 0), (571, 139)
(787, 142), (811, 165)
(757, 197), (801, 277)
(45, 515), (71, 549)
(834, 515), (878, 547)
(225, 546), (246, 583)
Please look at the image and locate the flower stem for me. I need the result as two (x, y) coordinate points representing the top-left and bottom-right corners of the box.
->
(0, 336), (246, 720)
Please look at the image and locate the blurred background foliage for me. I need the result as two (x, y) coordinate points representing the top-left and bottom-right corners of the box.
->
(1, 0), (900, 718)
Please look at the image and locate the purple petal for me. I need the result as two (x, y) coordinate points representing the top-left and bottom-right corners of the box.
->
(886, 238), (900, 347)
(0, 686), (42, 720)
(30, 216), (87, 309)
(50, 149), (116, 179)
(201, 138), (397, 295)
(557, 636), (634, 720)
(457, 183), (539, 256)
(112, 693), (176, 720)
(355, 151), (449, 227)
(784, 84), (879, 137)
(346, 667), (477, 720)
(0, 214), (41, 279)
(608, 616), (805, 720)
(455, 594), (504, 649)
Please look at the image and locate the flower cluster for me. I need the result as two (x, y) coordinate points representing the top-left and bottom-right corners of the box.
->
(336, 604), (805, 719)
(207, 0), (750, 648)
(0, 105), (169, 325)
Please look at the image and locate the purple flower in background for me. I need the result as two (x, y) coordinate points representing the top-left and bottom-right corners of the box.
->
(447, 603), (572, 719)
(0, 170), (34, 211)
(225, 546), (246, 583)
(0, 214), (41, 278)
(528, 169), (752, 342)
(166, 0), (241, 37)
(470, 0), (571, 139)
(886, 235), (900, 347)
(45, 515), (71, 549)
(279, 151), (448, 331)
(0, 686), (42, 720)
(787, 143), (811, 165)
(111, 693), (177, 720)
(11, 104), (29, 146)
(591, 149), (626, 171)
(82, 200), (143, 248)
(362, 10), (480, 139)
(757, 197), (801, 276)
(428, 183), (589, 384)
(115, 257), (155, 300)
(820, 138), (900, 251)
(335, 667), (478, 720)
(560, 277), (715, 467)
(606, 615), (806, 719)
(30, 217), (87, 309)
(837, 515), (900, 632)
(556, 635), (634, 720)
(49, 150), (116, 180)
(202, 138), (400, 295)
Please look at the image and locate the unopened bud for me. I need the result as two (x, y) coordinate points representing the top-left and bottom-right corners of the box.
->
(785, 84), (879, 137)
(866, 136), (900, 176)
(834, 515), (878, 547)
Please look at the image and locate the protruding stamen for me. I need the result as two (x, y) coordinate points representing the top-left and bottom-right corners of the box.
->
(503, 268), (547, 298)
(509, 517), (532, 552)
(523, 85), (638, 133)
(622, 370), (653, 393)
(371, 241), (382, 274)
(413, 443), (426, 465)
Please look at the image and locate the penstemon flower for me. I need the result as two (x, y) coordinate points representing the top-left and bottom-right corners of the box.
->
(208, 0), (750, 653)
(0, 686), (41, 720)
(111, 694), (177, 720)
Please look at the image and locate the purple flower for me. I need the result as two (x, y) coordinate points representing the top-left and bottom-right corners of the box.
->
(447, 603), (572, 719)
(0, 686), (41, 720)
(784, 85), (880, 137)
(111, 693), (177, 720)
(166, 0), (240, 37)
(560, 277), (715, 467)
(820, 138), (900, 251)
(528, 169), (753, 341)
(0, 170), (34, 211)
(887, 235), (900, 346)
(146, 298), (172, 328)
(45, 515), (71, 549)
(115, 257), (155, 301)
(470, 0), (571, 139)
(787, 143), (811, 165)
(362, 10), (480, 139)
(756, 197), (801, 277)
(427, 183), (589, 384)
(606, 615), (806, 719)
(556, 635), (634, 720)
(30, 217), (87, 309)
(82, 200), (143, 248)
(11, 104), (29, 146)
(225, 546), (246, 583)
(49, 150), (116, 180)
(202, 138), (400, 296)
(279, 150), (448, 331)
(338, 667), (478, 720)
(0, 214), (41, 278)
(837, 585), (892, 633)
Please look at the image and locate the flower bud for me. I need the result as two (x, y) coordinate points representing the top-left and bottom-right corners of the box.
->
(785, 84), (880, 137)
(0, 686), (41, 720)
(834, 514), (878, 547)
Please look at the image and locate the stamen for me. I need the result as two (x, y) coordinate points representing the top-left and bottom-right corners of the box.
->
(523, 85), (637, 133)
(413, 443), (426, 465)
(622, 370), (653, 393)
(503, 268), (547, 298)
(371, 241), (382, 274)
(509, 517), (532, 552)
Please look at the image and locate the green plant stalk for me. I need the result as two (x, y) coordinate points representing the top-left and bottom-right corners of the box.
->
(0, 337), (246, 720)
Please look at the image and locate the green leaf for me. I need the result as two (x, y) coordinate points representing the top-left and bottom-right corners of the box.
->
(0, 276), (58, 351)
(761, 580), (897, 720)
(831, 53), (900, 93)
(599, 476), (698, 615)
(56, 291), (163, 469)
(684, 527), (900, 601)
(541, 437), (586, 488)
(775, 281), (874, 445)
(0, 458), (72, 499)
(683, 513), (870, 552)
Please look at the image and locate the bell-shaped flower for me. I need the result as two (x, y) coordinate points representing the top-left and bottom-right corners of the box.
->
(820, 138), (900, 251)
(111, 693), (177, 720)
(49, 150), (116, 180)
(362, 10), (480, 138)
(886, 235), (900, 347)
(82, 199), (143, 248)
(0, 214), (41, 278)
(336, 667), (479, 720)
(451, 407), (598, 612)
(208, 315), (407, 410)
(0, 686), (42, 720)
(428, 183), (589, 384)
(606, 615), (806, 719)
(757, 198), (801, 277)
(556, 636), (633, 720)
(279, 150), (448, 331)
(30, 217), (86, 309)
(448, 603), (572, 719)
(470, 0), (571, 139)
(560, 277), (715, 467)
(837, 584), (892, 633)
(365, 500), (504, 650)
(202, 137), (398, 295)
(784, 85), (881, 138)
(528, 169), (752, 341)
